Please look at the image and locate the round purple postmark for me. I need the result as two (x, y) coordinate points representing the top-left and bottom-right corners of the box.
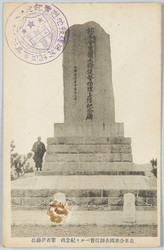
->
(5, 3), (69, 65)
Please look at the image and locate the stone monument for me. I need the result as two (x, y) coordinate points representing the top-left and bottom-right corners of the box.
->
(45, 21), (133, 174)
(54, 21), (123, 136)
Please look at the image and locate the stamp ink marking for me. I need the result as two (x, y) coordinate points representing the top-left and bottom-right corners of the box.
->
(5, 3), (69, 65)
(47, 200), (69, 223)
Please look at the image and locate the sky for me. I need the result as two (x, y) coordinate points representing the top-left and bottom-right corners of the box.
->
(4, 3), (161, 164)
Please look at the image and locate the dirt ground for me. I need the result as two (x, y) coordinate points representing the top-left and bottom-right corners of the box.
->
(11, 224), (157, 237)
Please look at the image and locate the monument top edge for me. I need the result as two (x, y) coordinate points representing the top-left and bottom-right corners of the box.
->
(68, 21), (109, 35)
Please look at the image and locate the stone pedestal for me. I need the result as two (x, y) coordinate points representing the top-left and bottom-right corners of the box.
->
(54, 192), (66, 203)
(123, 193), (136, 223)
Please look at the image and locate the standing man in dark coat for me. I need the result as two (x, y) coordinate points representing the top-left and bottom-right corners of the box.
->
(31, 137), (46, 171)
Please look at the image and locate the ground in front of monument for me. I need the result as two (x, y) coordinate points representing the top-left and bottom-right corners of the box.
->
(12, 224), (157, 238)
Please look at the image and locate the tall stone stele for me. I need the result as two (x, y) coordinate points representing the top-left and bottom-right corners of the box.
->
(45, 22), (133, 173)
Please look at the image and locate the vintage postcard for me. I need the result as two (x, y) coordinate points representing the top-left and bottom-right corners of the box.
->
(3, 3), (161, 247)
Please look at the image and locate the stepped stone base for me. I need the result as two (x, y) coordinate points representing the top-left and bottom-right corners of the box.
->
(45, 136), (133, 173)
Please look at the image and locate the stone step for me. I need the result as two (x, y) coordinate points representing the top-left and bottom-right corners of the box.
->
(44, 162), (134, 172)
(36, 170), (145, 176)
(47, 136), (131, 145)
(45, 153), (132, 162)
(47, 144), (131, 154)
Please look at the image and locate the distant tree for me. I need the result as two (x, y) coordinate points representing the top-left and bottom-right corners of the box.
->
(10, 141), (34, 181)
(150, 158), (157, 177)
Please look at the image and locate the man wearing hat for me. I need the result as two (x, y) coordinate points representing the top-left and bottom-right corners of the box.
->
(31, 137), (46, 171)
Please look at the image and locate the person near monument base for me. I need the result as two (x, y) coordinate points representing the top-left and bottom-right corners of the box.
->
(31, 137), (46, 171)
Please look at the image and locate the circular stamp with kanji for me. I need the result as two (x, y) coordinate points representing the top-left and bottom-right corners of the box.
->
(5, 3), (69, 65)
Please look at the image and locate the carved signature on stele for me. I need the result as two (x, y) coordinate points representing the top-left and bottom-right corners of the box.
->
(47, 200), (69, 223)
